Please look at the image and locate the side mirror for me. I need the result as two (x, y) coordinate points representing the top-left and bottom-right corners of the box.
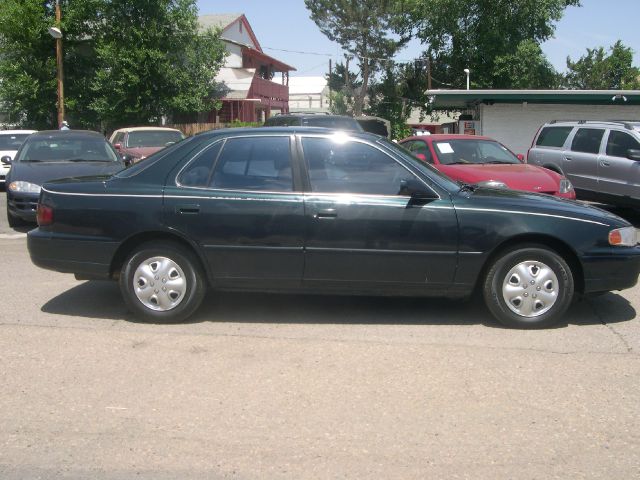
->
(113, 143), (122, 150)
(399, 178), (438, 204)
(415, 153), (427, 162)
(516, 154), (525, 161)
(1, 155), (12, 165)
(626, 149), (640, 161)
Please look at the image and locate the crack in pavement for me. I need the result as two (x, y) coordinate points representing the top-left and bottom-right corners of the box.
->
(585, 297), (633, 353)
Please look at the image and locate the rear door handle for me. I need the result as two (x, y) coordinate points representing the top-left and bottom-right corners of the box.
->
(564, 156), (572, 161)
(176, 204), (200, 214)
(600, 160), (611, 167)
(314, 209), (337, 219)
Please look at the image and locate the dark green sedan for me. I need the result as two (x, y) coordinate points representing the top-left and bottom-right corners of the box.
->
(28, 127), (640, 328)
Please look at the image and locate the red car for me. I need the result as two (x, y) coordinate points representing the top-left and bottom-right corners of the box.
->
(400, 134), (576, 199)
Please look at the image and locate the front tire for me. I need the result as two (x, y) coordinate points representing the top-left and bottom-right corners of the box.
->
(119, 241), (206, 323)
(483, 246), (574, 329)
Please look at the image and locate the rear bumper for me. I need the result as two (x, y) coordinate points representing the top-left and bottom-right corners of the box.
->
(28, 229), (118, 279)
(582, 248), (640, 293)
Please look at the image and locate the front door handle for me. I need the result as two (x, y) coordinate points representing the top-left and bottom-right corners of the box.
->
(176, 204), (200, 215)
(314, 209), (337, 219)
(564, 156), (572, 161)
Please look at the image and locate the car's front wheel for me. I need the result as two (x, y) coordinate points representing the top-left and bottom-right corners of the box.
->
(483, 246), (574, 328)
(119, 241), (206, 323)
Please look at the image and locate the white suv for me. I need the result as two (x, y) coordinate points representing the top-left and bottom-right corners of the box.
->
(528, 120), (640, 207)
(0, 130), (37, 186)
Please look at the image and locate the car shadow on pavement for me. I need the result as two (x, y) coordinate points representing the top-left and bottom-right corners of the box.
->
(40, 280), (637, 328)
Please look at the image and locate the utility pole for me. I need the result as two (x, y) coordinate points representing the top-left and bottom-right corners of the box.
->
(328, 59), (332, 109)
(427, 57), (432, 91)
(49, 0), (65, 128)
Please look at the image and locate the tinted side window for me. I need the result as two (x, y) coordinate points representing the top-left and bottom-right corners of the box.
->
(178, 141), (223, 187)
(571, 128), (605, 154)
(211, 137), (292, 192)
(606, 130), (640, 157)
(535, 126), (572, 147)
(405, 140), (433, 163)
(302, 137), (413, 195)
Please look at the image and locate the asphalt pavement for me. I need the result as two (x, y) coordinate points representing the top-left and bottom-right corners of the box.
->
(1, 191), (639, 479)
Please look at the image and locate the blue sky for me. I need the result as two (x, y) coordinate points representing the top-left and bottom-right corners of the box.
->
(196, 0), (640, 78)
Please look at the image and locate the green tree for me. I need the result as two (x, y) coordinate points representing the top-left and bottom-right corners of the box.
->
(0, 1), (101, 129)
(89, 0), (227, 130)
(305, 0), (410, 116)
(564, 40), (640, 90)
(367, 63), (428, 139)
(404, 0), (579, 89)
(0, 0), (226, 130)
(492, 40), (560, 89)
(326, 61), (361, 115)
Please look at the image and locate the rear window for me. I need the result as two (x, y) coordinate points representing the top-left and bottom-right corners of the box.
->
(0, 133), (31, 150)
(126, 130), (184, 148)
(535, 126), (572, 147)
(302, 117), (363, 132)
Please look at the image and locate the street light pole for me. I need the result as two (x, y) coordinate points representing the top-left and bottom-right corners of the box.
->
(464, 68), (470, 91)
(49, 0), (64, 128)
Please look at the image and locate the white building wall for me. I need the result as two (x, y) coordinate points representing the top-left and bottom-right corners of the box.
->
(224, 43), (244, 68)
(222, 20), (257, 48)
(480, 103), (640, 156)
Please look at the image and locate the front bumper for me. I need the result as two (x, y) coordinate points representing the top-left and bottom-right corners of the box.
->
(7, 191), (38, 221)
(582, 247), (640, 293)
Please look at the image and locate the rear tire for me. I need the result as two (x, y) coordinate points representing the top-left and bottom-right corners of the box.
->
(119, 241), (206, 323)
(483, 246), (574, 329)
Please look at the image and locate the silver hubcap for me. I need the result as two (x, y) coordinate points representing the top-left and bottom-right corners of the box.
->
(133, 256), (186, 311)
(502, 260), (559, 318)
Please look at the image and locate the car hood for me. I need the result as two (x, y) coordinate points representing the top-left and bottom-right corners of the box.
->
(438, 163), (562, 193)
(122, 146), (163, 158)
(7, 161), (124, 186)
(457, 184), (629, 227)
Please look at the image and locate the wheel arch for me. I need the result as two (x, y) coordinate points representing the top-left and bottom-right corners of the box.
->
(109, 230), (209, 283)
(477, 234), (585, 294)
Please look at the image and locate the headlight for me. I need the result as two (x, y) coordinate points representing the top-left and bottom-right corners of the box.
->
(559, 179), (574, 194)
(476, 180), (508, 189)
(609, 226), (639, 246)
(8, 181), (41, 193)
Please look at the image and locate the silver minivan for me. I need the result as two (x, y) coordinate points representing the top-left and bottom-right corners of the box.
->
(528, 120), (640, 207)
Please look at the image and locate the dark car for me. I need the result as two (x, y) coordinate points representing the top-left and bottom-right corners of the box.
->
(264, 114), (364, 132)
(28, 127), (640, 329)
(6, 130), (125, 227)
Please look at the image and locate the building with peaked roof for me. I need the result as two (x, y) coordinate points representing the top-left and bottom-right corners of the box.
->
(426, 89), (640, 155)
(198, 13), (296, 123)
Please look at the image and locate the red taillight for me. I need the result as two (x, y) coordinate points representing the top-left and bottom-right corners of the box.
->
(37, 204), (54, 226)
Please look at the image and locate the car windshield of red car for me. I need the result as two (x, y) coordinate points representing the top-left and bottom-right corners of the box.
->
(433, 139), (520, 165)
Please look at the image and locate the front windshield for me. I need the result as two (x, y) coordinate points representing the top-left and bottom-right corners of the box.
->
(16, 136), (119, 162)
(0, 133), (31, 151)
(377, 138), (460, 191)
(432, 139), (520, 165)
(126, 130), (184, 148)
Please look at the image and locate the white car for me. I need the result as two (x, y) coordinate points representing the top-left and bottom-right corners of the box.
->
(0, 130), (37, 186)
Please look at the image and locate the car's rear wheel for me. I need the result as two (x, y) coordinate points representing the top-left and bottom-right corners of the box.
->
(119, 241), (206, 323)
(483, 246), (574, 328)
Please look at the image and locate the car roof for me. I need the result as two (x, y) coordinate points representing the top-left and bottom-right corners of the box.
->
(0, 130), (37, 135)
(112, 127), (183, 133)
(197, 126), (381, 140)
(402, 134), (496, 142)
(30, 130), (107, 138)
